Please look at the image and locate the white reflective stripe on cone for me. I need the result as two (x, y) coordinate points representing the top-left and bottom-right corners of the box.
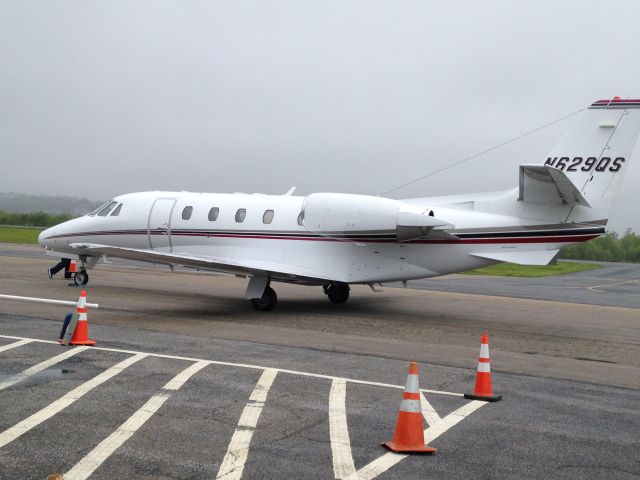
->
(404, 374), (419, 393)
(399, 399), (421, 413)
(480, 343), (489, 358)
(477, 362), (490, 373)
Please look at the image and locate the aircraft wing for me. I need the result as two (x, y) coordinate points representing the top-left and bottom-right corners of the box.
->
(68, 243), (330, 283)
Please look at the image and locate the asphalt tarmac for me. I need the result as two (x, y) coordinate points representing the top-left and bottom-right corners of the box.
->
(0, 243), (639, 479)
(395, 261), (640, 309)
(0, 317), (638, 480)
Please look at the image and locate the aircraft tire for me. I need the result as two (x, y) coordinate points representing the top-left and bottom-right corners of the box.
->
(74, 270), (89, 286)
(327, 283), (350, 304)
(250, 286), (278, 311)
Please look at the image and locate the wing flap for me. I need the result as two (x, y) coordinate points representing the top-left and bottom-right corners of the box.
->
(470, 249), (559, 266)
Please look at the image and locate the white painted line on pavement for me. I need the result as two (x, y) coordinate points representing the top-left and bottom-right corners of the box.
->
(0, 334), (463, 397)
(64, 359), (211, 480)
(329, 378), (356, 479)
(420, 391), (442, 427)
(0, 338), (33, 353)
(64, 393), (169, 480)
(0, 353), (146, 449)
(424, 400), (485, 443)
(0, 346), (88, 391)
(216, 368), (278, 480)
(163, 360), (210, 390)
(351, 400), (487, 480)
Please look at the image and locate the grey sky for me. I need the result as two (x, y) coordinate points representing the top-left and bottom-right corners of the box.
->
(1, 0), (639, 231)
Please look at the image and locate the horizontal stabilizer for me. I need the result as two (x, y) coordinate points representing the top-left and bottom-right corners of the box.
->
(471, 249), (559, 266)
(519, 165), (590, 207)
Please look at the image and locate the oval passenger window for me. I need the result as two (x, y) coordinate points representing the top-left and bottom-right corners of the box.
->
(235, 208), (246, 223)
(182, 206), (193, 220)
(263, 210), (274, 224)
(208, 207), (219, 221)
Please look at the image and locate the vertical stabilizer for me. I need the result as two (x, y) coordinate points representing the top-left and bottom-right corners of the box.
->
(542, 98), (640, 222)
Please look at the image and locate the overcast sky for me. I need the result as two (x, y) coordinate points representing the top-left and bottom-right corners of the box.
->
(1, 1), (639, 231)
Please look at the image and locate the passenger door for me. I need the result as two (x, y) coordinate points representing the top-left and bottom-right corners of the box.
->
(148, 198), (176, 251)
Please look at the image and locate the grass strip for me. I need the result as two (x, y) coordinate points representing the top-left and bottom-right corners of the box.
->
(0, 226), (43, 245)
(464, 261), (600, 277)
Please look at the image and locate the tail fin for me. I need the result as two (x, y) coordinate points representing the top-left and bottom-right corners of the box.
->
(542, 98), (640, 223)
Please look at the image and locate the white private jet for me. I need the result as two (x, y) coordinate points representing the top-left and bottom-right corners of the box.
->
(39, 97), (640, 310)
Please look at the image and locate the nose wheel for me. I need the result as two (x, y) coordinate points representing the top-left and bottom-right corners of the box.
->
(324, 282), (350, 304)
(250, 286), (278, 311)
(73, 269), (89, 286)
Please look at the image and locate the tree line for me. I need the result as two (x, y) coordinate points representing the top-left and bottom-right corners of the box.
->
(559, 231), (640, 263)
(0, 211), (73, 228)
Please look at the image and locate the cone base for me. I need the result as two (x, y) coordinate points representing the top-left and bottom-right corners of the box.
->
(58, 335), (96, 346)
(59, 340), (96, 346)
(464, 392), (502, 402)
(383, 441), (437, 454)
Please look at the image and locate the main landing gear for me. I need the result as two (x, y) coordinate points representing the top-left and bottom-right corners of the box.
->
(250, 286), (278, 311)
(246, 279), (350, 311)
(323, 282), (350, 304)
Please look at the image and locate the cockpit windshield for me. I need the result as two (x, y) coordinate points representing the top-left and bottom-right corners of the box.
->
(110, 204), (123, 216)
(87, 201), (111, 216)
(97, 201), (118, 217)
(87, 200), (118, 217)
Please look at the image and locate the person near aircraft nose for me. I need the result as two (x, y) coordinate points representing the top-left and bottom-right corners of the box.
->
(48, 258), (72, 279)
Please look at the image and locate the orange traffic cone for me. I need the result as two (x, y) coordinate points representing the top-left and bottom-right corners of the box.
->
(383, 362), (437, 453)
(464, 333), (501, 402)
(69, 290), (96, 346)
(69, 260), (77, 274)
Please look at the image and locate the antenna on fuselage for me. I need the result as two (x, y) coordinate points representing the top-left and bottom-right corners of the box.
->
(283, 186), (296, 196)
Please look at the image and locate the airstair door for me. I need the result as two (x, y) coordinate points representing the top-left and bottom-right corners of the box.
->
(148, 198), (176, 251)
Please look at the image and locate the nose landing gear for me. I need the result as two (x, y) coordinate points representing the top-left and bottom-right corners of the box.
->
(72, 268), (89, 286)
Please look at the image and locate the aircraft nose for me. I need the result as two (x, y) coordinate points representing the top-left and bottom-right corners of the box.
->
(38, 227), (54, 248)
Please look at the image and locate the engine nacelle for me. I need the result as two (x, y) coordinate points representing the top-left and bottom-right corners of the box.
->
(301, 193), (448, 241)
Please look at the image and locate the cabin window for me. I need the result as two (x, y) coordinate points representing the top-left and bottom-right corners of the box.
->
(208, 207), (220, 221)
(263, 209), (274, 224)
(97, 201), (118, 217)
(297, 211), (304, 226)
(110, 204), (123, 216)
(235, 208), (246, 223)
(182, 206), (193, 220)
